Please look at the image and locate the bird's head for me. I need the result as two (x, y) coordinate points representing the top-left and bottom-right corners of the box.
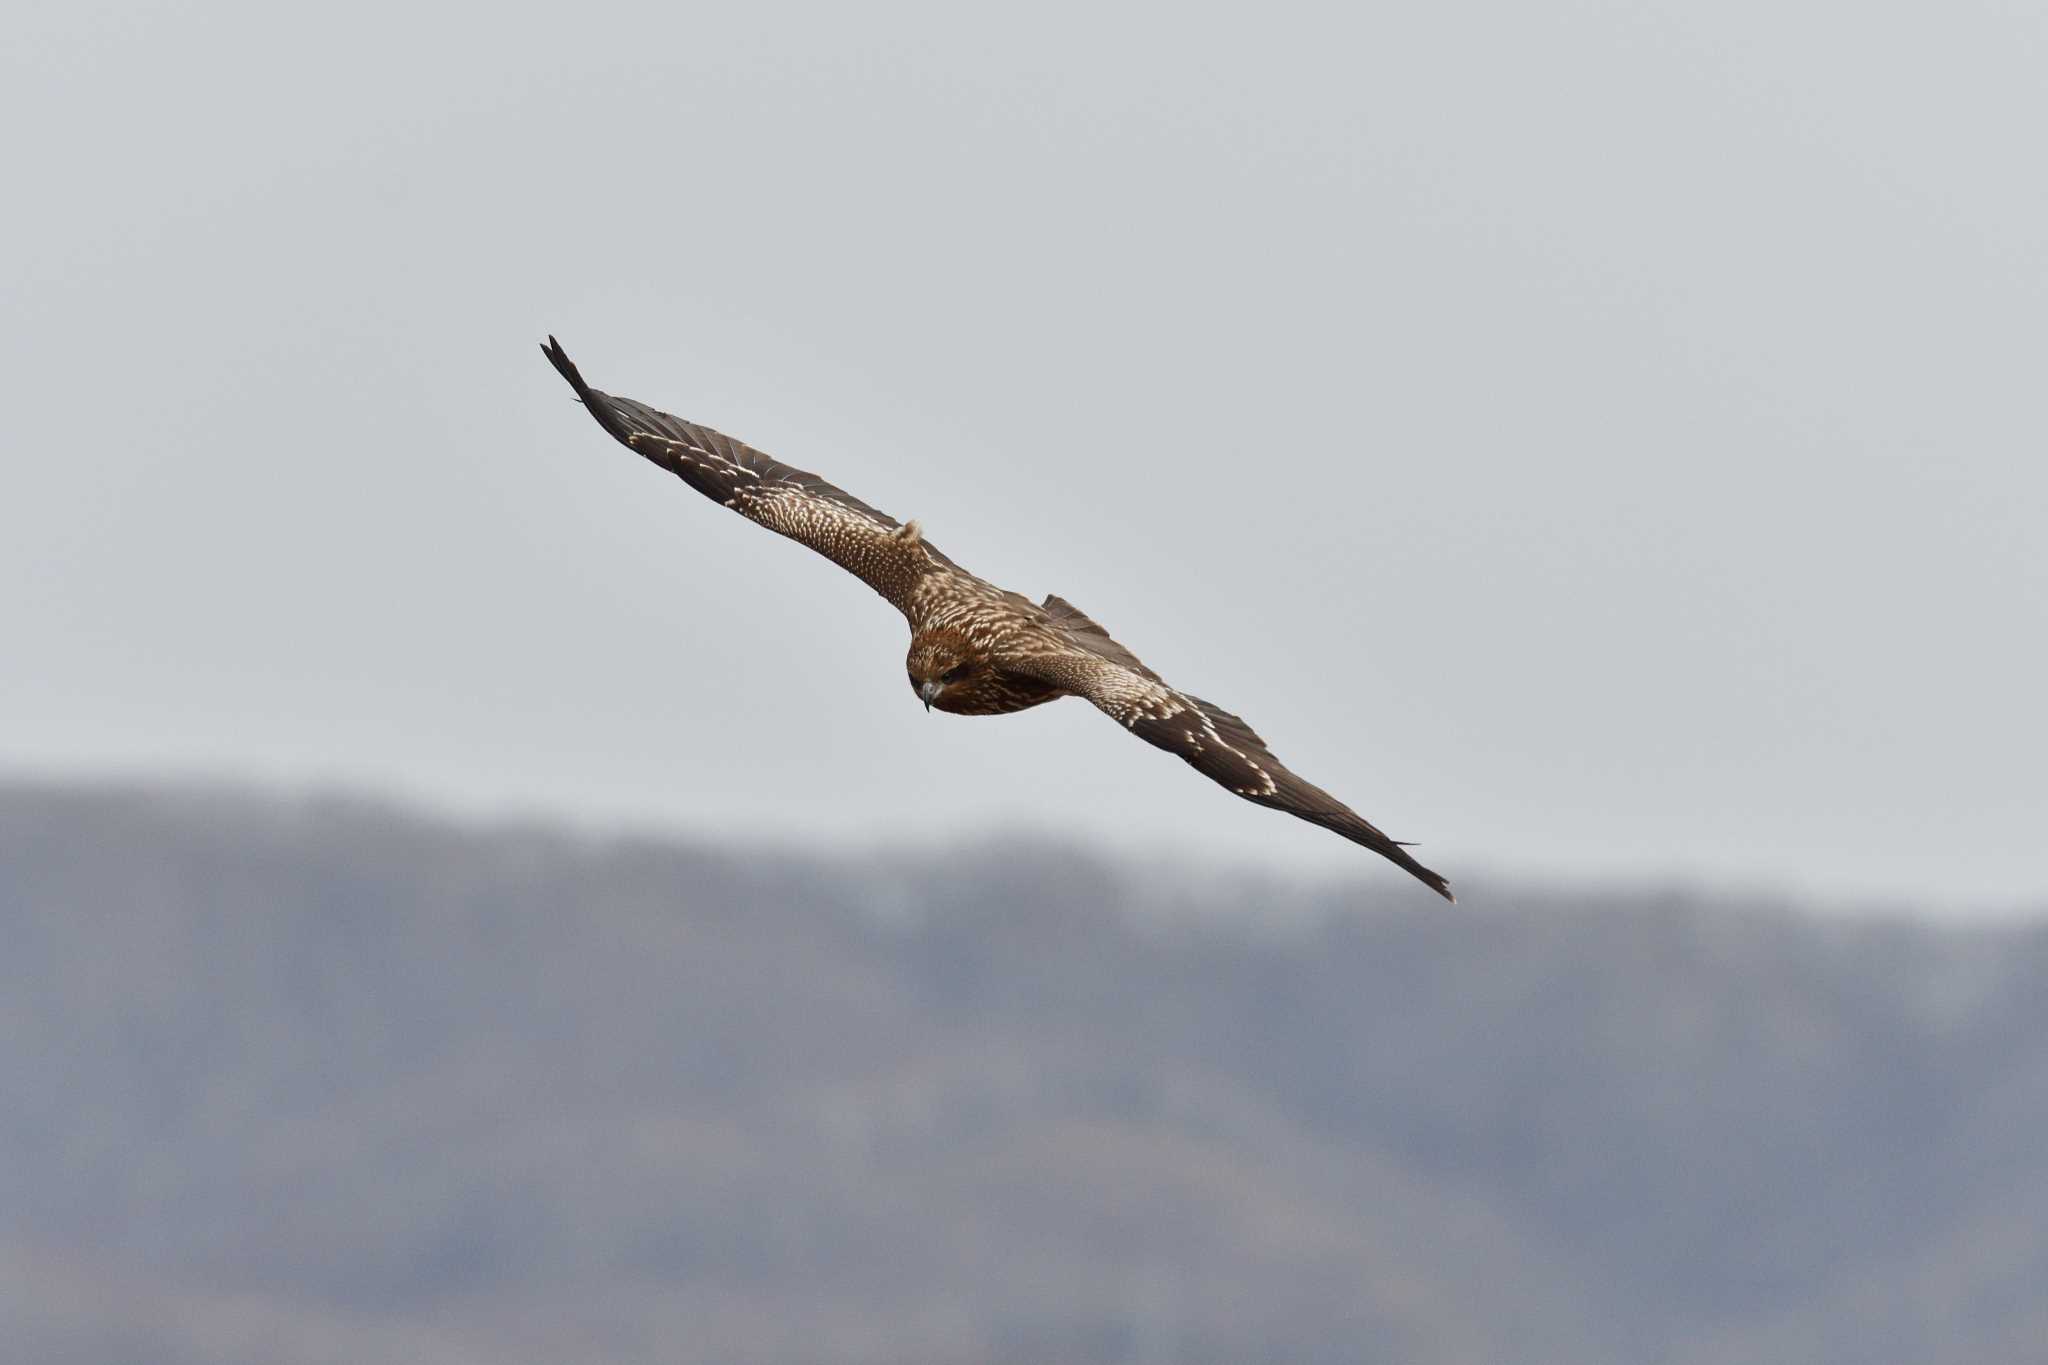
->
(906, 629), (987, 713)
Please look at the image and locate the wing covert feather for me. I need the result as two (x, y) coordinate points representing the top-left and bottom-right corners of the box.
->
(543, 338), (950, 614)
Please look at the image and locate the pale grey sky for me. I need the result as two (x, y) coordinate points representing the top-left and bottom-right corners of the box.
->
(5, 1), (2044, 911)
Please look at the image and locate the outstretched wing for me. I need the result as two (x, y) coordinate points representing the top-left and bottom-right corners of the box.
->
(543, 338), (949, 615)
(1017, 600), (1453, 901)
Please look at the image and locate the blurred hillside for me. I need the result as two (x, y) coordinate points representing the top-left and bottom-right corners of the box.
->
(3, 778), (2043, 1364)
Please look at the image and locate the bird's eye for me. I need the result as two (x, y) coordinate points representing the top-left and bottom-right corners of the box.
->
(943, 664), (973, 684)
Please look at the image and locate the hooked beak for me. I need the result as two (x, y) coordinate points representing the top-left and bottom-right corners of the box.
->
(919, 680), (942, 712)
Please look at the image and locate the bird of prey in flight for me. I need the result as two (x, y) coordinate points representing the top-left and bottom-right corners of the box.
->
(543, 338), (1452, 900)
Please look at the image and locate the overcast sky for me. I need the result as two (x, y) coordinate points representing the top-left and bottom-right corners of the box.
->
(5, 1), (2044, 912)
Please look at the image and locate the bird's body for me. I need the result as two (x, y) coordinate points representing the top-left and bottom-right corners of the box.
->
(543, 338), (1453, 900)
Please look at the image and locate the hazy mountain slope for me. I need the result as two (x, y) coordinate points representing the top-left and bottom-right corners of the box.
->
(2, 779), (2042, 1364)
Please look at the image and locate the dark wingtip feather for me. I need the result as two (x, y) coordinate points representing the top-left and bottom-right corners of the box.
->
(1343, 822), (1453, 902)
(541, 335), (586, 393)
(539, 336), (636, 445)
(1385, 845), (1455, 903)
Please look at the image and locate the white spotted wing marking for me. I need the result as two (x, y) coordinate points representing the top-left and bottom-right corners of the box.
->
(1005, 608), (1453, 900)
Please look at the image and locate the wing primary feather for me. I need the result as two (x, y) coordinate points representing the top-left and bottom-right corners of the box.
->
(1146, 694), (1455, 903)
(541, 337), (955, 616)
(541, 336), (634, 443)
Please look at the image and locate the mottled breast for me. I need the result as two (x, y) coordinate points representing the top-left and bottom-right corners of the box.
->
(933, 670), (1064, 716)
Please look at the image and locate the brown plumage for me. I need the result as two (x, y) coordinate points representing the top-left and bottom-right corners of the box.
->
(543, 338), (1454, 901)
